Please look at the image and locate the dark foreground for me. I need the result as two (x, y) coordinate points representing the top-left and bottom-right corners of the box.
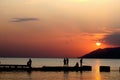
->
(0, 64), (92, 72)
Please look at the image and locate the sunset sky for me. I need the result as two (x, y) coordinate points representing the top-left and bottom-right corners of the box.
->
(0, 0), (120, 57)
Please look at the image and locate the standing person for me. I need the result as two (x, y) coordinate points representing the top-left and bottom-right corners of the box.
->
(63, 58), (66, 66)
(27, 58), (32, 68)
(80, 58), (83, 67)
(66, 58), (69, 66)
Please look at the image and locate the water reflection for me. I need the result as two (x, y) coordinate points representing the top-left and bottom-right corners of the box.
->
(64, 71), (69, 80)
(79, 71), (83, 80)
(94, 60), (101, 80)
(27, 71), (32, 80)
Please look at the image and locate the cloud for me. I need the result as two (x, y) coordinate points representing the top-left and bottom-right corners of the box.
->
(11, 18), (39, 22)
(102, 32), (120, 46)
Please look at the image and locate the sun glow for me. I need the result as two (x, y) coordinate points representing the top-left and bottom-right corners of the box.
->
(96, 42), (101, 46)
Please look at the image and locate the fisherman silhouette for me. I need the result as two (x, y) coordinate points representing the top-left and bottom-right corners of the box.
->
(63, 58), (66, 66)
(80, 58), (83, 67)
(63, 58), (69, 66)
(66, 58), (69, 66)
(75, 62), (79, 67)
(27, 58), (32, 68)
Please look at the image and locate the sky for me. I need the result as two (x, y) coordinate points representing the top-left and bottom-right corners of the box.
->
(0, 0), (120, 58)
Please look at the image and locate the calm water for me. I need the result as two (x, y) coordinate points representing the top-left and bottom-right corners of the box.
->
(0, 58), (120, 80)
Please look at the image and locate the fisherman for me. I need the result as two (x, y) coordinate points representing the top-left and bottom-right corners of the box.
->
(80, 58), (83, 67)
(66, 58), (69, 66)
(27, 58), (32, 68)
(63, 58), (66, 66)
(75, 62), (79, 67)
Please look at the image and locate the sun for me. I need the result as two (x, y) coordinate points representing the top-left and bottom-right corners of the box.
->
(96, 42), (101, 46)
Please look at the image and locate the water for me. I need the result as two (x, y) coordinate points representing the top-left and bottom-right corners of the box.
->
(0, 58), (120, 80)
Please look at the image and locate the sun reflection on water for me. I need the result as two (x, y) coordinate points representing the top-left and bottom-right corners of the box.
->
(94, 59), (101, 80)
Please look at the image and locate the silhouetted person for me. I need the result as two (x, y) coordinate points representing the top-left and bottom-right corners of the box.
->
(66, 58), (69, 66)
(75, 62), (79, 67)
(80, 58), (83, 67)
(27, 59), (32, 68)
(63, 58), (66, 66)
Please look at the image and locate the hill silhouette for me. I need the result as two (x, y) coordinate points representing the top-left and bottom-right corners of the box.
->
(82, 47), (120, 59)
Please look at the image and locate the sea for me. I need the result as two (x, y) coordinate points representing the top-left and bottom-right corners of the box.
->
(0, 58), (120, 80)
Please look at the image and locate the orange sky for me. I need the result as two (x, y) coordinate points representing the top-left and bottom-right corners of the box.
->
(0, 0), (120, 57)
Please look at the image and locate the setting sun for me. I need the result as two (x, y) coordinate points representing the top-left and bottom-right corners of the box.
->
(96, 42), (101, 46)
(0, 0), (119, 57)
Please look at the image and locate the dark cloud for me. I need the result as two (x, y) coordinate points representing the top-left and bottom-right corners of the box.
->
(11, 18), (39, 22)
(102, 32), (120, 46)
